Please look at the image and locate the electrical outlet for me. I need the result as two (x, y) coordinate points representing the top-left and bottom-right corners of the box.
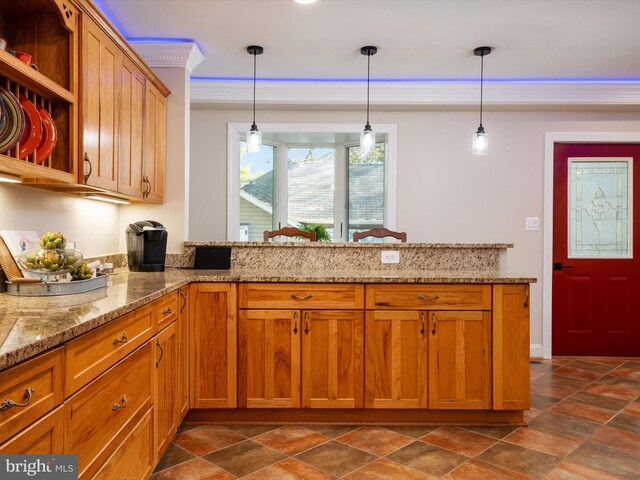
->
(381, 250), (400, 264)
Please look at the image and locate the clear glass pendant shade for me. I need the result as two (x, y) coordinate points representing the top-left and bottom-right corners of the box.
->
(472, 125), (488, 156)
(247, 124), (261, 153)
(360, 124), (375, 155)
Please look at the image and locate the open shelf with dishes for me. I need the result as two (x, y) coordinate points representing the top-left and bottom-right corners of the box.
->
(0, 0), (78, 183)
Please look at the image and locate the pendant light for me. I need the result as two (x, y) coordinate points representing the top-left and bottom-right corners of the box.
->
(472, 46), (492, 156)
(247, 45), (263, 153)
(360, 46), (377, 156)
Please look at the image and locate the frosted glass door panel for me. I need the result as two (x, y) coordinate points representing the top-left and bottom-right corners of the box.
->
(568, 157), (632, 258)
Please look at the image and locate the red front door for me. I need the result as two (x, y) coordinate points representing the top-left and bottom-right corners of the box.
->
(553, 143), (639, 356)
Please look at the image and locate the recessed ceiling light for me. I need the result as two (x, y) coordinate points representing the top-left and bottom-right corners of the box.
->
(293, 0), (317, 4)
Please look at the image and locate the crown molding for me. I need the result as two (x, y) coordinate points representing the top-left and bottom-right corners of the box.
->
(191, 80), (640, 107)
(130, 42), (204, 73)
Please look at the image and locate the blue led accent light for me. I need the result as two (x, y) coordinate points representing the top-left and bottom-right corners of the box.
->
(191, 76), (640, 84)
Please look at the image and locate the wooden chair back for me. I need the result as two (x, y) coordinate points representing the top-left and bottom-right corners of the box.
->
(353, 227), (407, 243)
(264, 227), (317, 242)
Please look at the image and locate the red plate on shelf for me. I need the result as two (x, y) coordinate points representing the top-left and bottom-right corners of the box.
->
(18, 95), (42, 159)
(35, 107), (57, 164)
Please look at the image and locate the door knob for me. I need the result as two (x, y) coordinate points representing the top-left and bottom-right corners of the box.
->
(553, 262), (574, 271)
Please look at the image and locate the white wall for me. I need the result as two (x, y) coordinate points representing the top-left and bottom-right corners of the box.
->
(189, 107), (640, 349)
(0, 184), (119, 257)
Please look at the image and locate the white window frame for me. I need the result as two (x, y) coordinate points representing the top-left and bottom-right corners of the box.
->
(228, 123), (397, 241)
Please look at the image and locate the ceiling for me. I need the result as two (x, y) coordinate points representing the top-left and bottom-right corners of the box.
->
(97, 0), (640, 82)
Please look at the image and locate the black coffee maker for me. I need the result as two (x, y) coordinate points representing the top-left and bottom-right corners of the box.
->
(125, 220), (167, 272)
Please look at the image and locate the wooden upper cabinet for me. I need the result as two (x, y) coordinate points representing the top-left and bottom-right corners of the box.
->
(239, 309), (300, 408)
(81, 16), (120, 191)
(118, 56), (146, 198)
(365, 310), (427, 408)
(144, 82), (166, 203)
(428, 311), (491, 409)
(493, 285), (531, 410)
(302, 310), (364, 408)
(189, 283), (237, 409)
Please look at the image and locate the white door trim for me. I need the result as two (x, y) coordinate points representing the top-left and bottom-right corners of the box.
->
(543, 132), (640, 359)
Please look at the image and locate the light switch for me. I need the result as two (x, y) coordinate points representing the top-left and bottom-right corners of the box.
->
(526, 217), (540, 231)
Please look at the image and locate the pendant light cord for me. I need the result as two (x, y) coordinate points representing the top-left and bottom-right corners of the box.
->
(252, 52), (257, 125)
(366, 51), (371, 125)
(479, 52), (484, 127)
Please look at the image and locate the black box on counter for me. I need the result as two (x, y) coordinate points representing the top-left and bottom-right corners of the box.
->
(194, 247), (231, 270)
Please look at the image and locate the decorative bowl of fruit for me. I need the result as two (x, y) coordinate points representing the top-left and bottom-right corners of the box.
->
(16, 232), (84, 279)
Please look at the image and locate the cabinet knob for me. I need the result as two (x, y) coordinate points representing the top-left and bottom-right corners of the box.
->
(293, 312), (298, 335)
(417, 294), (440, 302)
(420, 312), (425, 336)
(156, 338), (164, 367)
(290, 293), (313, 301)
(431, 313), (437, 336)
(83, 153), (92, 184)
(304, 312), (310, 335)
(0, 387), (34, 411)
(162, 307), (173, 316)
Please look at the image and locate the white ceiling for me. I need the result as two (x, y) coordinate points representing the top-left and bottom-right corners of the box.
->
(98, 0), (640, 82)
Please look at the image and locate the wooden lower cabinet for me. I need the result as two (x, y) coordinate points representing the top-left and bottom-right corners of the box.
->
(238, 308), (364, 409)
(0, 406), (64, 454)
(189, 283), (237, 408)
(66, 342), (153, 479)
(178, 287), (190, 421)
(154, 322), (178, 462)
(92, 407), (154, 480)
(365, 310), (427, 408)
(302, 310), (364, 408)
(239, 309), (300, 408)
(493, 285), (531, 410)
(428, 311), (491, 409)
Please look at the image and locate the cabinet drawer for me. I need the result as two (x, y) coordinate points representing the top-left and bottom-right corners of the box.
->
(0, 406), (64, 454)
(239, 283), (364, 309)
(156, 291), (178, 330)
(0, 348), (63, 445)
(66, 342), (153, 479)
(65, 304), (154, 396)
(366, 284), (491, 310)
(92, 407), (154, 480)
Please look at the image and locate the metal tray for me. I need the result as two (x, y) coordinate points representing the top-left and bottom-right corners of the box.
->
(5, 273), (108, 296)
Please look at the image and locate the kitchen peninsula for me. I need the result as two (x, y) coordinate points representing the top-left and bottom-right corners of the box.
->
(0, 242), (534, 478)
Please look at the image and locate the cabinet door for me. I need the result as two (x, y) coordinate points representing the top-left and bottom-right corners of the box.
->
(0, 406), (64, 454)
(154, 322), (178, 461)
(189, 284), (237, 408)
(302, 310), (363, 408)
(143, 82), (166, 202)
(365, 311), (427, 408)
(81, 17), (120, 190)
(428, 311), (491, 409)
(118, 57), (145, 198)
(178, 287), (190, 420)
(239, 310), (300, 408)
(493, 285), (530, 410)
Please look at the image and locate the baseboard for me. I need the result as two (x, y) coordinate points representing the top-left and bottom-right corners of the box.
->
(530, 344), (544, 358)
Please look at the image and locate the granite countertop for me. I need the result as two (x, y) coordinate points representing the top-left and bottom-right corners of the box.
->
(184, 241), (515, 249)
(0, 268), (535, 372)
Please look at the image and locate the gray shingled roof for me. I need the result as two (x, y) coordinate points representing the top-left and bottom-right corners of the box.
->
(241, 162), (383, 224)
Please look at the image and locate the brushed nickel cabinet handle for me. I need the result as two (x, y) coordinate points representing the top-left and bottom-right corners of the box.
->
(0, 387), (34, 411)
(293, 312), (298, 335)
(179, 290), (187, 313)
(431, 313), (437, 336)
(112, 394), (127, 411)
(290, 294), (313, 301)
(162, 307), (173, 316)
(156, 338), (164, 367)
(83, 153), (92, 184)
(304, 312), (310, 335)
(417, 294), (440, 301)
(420, 312), (425, 336)
(113, 332), (128, 345)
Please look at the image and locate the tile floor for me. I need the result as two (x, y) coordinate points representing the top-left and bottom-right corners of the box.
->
(152, 357), (640, 479)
